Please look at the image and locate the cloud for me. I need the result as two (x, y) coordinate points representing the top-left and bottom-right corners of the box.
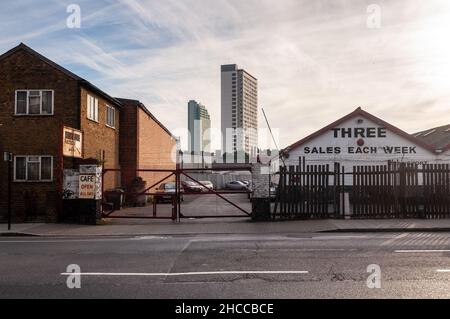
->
(2, 0), (450, 150)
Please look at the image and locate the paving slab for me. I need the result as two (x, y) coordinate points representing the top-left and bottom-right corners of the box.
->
(2, 218), (450, 237)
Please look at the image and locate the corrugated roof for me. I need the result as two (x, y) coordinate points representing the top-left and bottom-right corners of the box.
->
(414, 124), (450, 151)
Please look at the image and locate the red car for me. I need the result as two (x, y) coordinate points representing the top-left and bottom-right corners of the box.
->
(181, 181), (203, 193)
(155, 182), (184, 203)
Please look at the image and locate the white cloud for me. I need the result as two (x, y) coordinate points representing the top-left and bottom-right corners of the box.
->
(2, 0), (450, 150)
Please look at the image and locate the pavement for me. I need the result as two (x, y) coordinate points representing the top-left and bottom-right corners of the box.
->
(2, 193), (450, 237)
(2, 218), (450, 237)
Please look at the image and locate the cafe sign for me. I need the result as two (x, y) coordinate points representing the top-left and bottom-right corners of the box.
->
(79, 174), (96, 199)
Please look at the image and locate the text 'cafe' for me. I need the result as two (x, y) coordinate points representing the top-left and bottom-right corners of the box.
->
(282, 107), (450, 168)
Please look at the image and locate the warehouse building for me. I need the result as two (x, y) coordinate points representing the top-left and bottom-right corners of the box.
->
(281, 107), (450, 169)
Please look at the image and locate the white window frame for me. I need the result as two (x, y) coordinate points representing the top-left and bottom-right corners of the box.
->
(87, 94), (99, 122)
(13, 155), (53, 182)
(105, 105), (116, 129)
(15, 90), (54, 115)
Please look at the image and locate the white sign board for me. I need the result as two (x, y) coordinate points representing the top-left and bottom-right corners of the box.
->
(3, 152), (12, 162)
(63, 126), (83, 158)
(63, 169), (79, 199)
(79, 165), (102, 199)
(79, 174), (96, 199)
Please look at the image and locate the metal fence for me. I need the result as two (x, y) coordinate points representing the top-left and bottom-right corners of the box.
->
(272, 157), (450, 220)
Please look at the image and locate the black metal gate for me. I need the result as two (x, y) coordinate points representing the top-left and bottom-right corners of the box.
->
(273, 157), (450, 220)
(272, 157), (343, 220)
(101, 166), (252, 221)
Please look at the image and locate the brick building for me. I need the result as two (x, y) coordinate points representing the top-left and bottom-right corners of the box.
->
(116, 98), (177, 194)
(0, 43), (121, 222)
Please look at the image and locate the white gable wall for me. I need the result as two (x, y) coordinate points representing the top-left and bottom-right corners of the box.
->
(284, 115), (445, 185)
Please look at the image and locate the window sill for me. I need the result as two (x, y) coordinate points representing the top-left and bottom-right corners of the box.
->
(87, 118), (99, 124)
(14, 114), (54, 117)
(105, 124), (116, 130)
(13, 180), (54, 183)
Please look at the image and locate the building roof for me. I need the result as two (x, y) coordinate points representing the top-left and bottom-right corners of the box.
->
(413, 124), (450, 153)
(115, 98), (176, 139)
(283, 107), (437, 154)
(0, 43), (122, 108)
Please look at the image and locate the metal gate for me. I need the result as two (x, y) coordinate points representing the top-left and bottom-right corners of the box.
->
(101, 166), (252, 220)
(272, 157), (343, 220)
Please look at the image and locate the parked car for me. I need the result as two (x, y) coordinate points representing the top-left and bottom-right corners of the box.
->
(181, 181), (203, 193)
(199, 181), (214, 191)
(225, 180), (248, 190)
(240, 180), (250, 186)
(155, 182), (184, 203)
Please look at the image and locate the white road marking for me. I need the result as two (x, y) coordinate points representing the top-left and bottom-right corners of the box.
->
(0, 238), (136, 243)
(395, 250), (450, 253)
(132, 236), (170, 240)
(61, 270), (308, 277)
(436, 269), (450, 273)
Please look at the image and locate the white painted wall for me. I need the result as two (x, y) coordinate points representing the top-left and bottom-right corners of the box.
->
(285, 115), (445, 185)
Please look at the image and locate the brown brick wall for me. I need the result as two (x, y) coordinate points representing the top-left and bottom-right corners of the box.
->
(119, 104), (176, 192)
(119, 104), (138, 190)
(0, 47), (121, 222)
(136, 107), (177, 190)
(0, 49), (79, 222)
(79, 87), (120, 191)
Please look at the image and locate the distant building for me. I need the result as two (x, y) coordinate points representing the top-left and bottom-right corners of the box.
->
(188, 100), (211, 153)
(221, 64), (258, 157)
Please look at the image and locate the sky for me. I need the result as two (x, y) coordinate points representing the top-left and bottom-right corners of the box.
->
(1, 0), (450, 150)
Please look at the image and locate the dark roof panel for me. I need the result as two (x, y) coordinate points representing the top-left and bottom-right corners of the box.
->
(414, 124), (450, 151)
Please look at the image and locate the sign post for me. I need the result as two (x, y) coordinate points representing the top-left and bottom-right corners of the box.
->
(4, 152), (13, 230)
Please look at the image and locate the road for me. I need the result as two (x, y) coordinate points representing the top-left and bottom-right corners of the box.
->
(1, 232), (450, 298)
